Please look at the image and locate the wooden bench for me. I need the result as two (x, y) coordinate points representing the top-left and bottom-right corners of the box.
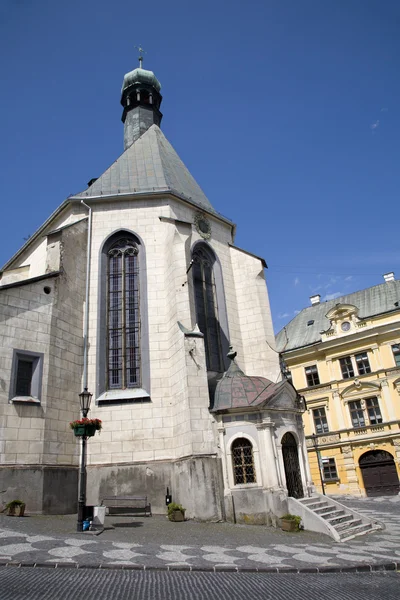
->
(101, 496), (152, 517)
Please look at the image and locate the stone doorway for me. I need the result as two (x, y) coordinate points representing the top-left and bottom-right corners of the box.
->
(282, 432), (304, 499)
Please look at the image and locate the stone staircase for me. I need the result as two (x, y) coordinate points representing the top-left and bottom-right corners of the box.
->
(289, 494), (384, 542)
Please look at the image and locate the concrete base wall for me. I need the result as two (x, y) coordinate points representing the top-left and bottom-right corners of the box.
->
(0, 466), (78, 514)
(86, 455), (224, 520)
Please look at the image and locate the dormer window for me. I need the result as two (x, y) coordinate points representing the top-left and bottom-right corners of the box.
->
(341, 321), (351, 332)
(307, 320), (314, 326)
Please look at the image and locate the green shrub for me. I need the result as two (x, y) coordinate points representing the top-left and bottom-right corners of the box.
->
(281, 514), (302, 528)
(167, 502), (185, 516)
(5, 500), (25, 509)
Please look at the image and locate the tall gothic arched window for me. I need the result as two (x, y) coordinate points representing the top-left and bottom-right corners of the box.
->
(192, 243), (224, 372)
(107, 238), (140, 389)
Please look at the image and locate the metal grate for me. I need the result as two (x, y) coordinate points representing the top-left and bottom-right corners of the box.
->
(232, 438), (256, 484)
(107, 240), (140, 389)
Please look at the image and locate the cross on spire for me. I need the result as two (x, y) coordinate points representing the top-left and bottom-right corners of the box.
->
(135, 45), (146, 69)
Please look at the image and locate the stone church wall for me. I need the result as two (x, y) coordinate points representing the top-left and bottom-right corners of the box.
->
(0, 219), (87, 513)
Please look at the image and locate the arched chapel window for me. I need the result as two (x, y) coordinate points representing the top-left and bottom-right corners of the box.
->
(192, 243), (224, 372)
(107, 237), (140, 389)
(231, 437), (256, 485)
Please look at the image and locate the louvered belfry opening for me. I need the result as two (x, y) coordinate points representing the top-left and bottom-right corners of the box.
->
(192, 244), (223, 372)
(232, 437), (256, 484)
(107, 238), (140, 389)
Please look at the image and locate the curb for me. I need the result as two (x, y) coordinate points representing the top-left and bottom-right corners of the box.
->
(0, 560), (398, 574)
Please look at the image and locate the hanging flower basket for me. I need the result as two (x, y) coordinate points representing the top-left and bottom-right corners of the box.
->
(70, 418), (102, 437)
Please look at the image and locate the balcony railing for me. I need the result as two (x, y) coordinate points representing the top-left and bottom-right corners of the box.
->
(306, 420), (400, 447)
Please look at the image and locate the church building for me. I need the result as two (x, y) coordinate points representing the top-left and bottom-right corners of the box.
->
(0, 60), (311, 524)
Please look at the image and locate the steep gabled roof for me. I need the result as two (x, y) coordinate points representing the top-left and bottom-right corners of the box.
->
(276, 280), (400, 353)
(74, 124), (220, 216)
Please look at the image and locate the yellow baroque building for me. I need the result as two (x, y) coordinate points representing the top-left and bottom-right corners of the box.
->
(276, 273), (400, 497)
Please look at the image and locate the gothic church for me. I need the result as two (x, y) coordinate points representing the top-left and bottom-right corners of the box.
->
(0, 61), (311, 524)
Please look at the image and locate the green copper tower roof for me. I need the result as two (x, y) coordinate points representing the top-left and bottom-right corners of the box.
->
(122, 68), (161, 93)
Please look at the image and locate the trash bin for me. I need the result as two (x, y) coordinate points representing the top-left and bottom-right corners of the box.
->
(92, 506), (106, 530)
(84, 505), (94, 521)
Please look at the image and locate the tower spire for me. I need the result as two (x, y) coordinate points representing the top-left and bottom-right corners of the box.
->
(135, 45), (146, 69)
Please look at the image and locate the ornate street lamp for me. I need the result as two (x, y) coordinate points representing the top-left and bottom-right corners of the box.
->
(311, 433), (326, 496)
(77, 387), (93, 532)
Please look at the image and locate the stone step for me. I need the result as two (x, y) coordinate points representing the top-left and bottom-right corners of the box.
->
(303, 501), (328, 511)
(339, 523), (376, 542)
(326, 513), (354, 526)
(314, 505), (335, 516)
(334, 518), (363, 532)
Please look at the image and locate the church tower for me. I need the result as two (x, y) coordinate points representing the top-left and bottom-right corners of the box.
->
(121, 59), (163, 149)
(0, 57), (311, 526)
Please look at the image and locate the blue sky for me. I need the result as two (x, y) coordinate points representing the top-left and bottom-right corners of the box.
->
(1, 0), (399, 333)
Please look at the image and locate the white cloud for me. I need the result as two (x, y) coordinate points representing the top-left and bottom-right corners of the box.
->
(322, 291), (343, 302)
(381, 107), (388, 112)
(344, 275), (353, 281)
(294, 277), (300, 286)
(278, 312), (290, 319)
(370, 120), (380, 130)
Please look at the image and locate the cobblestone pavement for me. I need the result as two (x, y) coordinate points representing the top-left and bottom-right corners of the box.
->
(0, 496), (399, 571)
(0, 569), (399, 600)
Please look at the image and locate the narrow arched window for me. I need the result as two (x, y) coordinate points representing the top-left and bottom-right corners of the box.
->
(192, 244), (223, 372)
(107, 238), (140, 389)
(231, 438), (256, 485)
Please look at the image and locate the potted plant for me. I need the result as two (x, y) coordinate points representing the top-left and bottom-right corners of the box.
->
(280, 514), (302, 532)
(6, 500), (26, 517)
(70, 417), (102, 437)
(167, 502), (186, 522)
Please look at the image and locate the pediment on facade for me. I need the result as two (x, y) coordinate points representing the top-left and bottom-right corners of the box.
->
(325, 303), (359, 321)
(341, 379), (381, 399)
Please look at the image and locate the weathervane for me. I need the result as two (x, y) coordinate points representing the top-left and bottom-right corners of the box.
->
(135, 45), (146, 69)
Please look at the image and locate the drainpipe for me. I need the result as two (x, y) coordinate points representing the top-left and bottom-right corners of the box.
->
(80, 200), (92, 391)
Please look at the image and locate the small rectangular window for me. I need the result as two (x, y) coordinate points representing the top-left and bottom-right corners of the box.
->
(349, 400), (365, 428)
(339, 356), (354, 379)
(365, 397), (382, 425)
(355, 352), (371, 375)
(10, 350), (44, 403)
(305, 365), (320, 387)
(312, 407), (329, 434)
(322, 458), (338, 480)
(392, 344), (400, 367)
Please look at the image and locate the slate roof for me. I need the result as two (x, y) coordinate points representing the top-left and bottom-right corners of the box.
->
(74, 124), (220, 216)
(276, 280), (400, 353)
(211, 359), (285, 412)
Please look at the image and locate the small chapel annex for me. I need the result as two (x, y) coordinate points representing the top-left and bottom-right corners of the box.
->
(0, 60), (312, 523)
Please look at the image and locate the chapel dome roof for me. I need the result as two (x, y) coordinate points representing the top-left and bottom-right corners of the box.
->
(122, 68), (161, 93)
(211, 348), (280, 412)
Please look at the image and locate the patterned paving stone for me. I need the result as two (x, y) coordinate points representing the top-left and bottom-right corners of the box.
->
(0, 496), (399, 570)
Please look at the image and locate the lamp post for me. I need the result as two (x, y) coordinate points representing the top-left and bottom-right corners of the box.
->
(311, 433), (326, 496)
(77, 387), (93, 532)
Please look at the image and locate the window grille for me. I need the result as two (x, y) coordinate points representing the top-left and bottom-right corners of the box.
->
(15, 359), (33, 396)
(231, 438), (256, 484)
(107, 239), (140, 389)
(355, 352), (371, 375)
(305, 364), (320, 387)
(340, 356), (354, 379)
(392, 344), (400, 367)
(349, 400), (366, 428)
(312, 407), (329, 434)
(322, 458), (338, 480)
(365, 397), (382, 425)
(192, 245), (223, 372)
